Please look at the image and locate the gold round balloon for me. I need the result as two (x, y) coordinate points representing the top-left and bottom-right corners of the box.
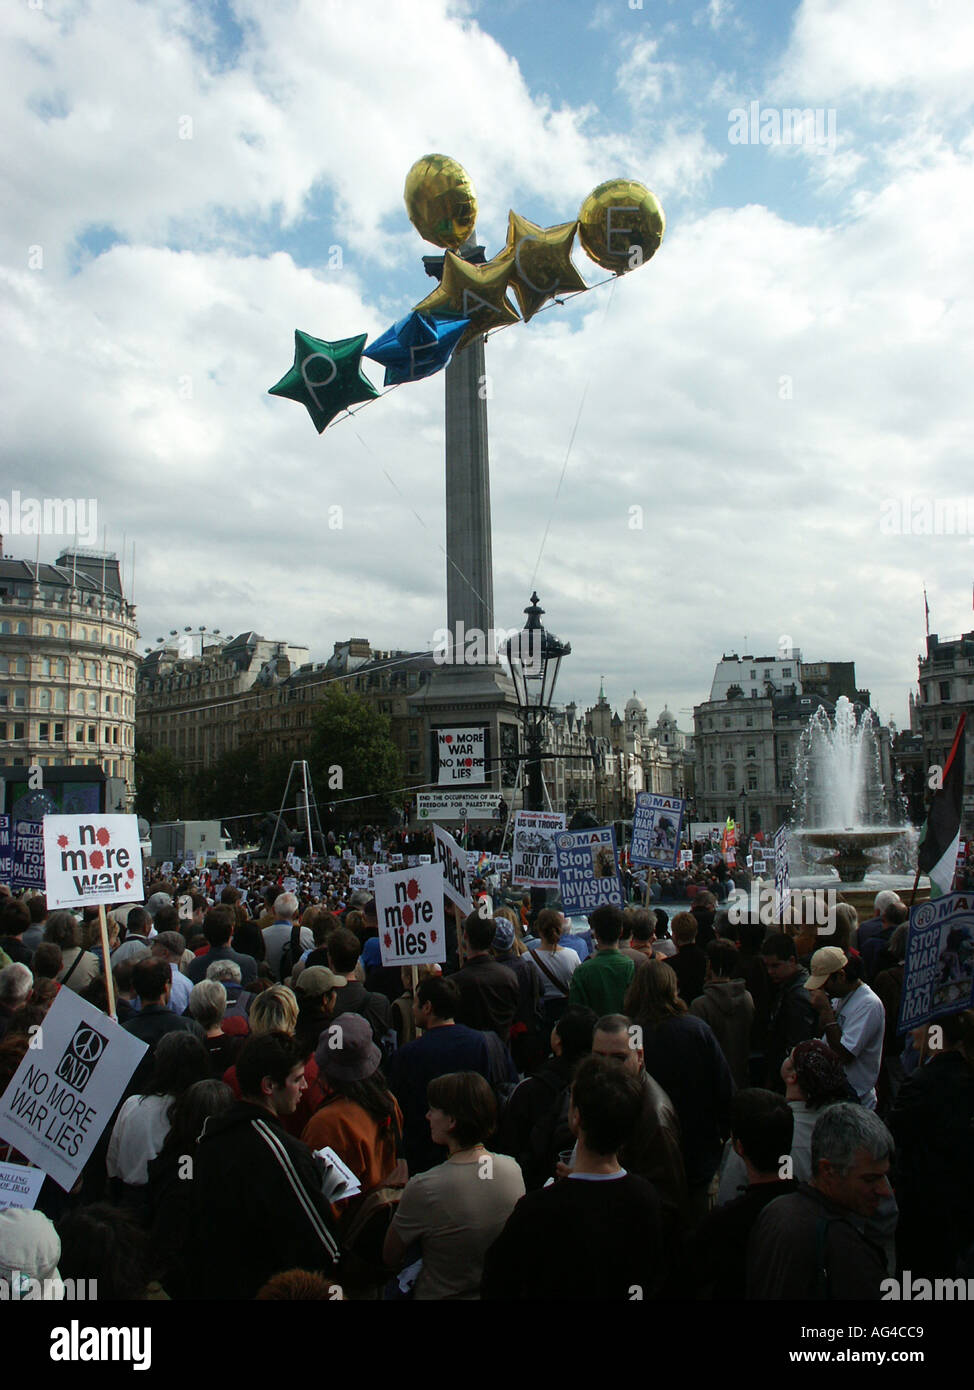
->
(577, 179), (665, 271)
(404, 154), (478, 250)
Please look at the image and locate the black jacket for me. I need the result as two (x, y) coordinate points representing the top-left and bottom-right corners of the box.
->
(190, 1100), (340, 1299)
(453, 955), (519, 1041)
(764, 969), (819, 1089)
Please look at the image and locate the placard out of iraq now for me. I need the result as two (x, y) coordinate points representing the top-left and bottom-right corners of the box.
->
(555, 827), (624, 915)
(512, 810), (565, 887)
(42, 814), (145, 909)
(373, 863), (447, 968)
(0, 988), (147, 1192)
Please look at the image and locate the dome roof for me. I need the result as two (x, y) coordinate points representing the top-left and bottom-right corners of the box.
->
(625, 691), (646, 714)
(657, 704), (676, 725)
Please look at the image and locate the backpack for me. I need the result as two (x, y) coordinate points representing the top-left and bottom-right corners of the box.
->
(481, 1031), (519, 1114)
(278, 921), (305, 983)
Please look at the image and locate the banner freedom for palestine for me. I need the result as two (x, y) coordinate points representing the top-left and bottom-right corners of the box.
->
(918, 713), (967, 898)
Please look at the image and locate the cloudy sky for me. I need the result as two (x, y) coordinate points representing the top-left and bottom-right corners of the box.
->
(3, 0), (972, 732)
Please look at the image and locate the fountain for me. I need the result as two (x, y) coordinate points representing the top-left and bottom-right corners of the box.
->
(790, 697), (920, 909)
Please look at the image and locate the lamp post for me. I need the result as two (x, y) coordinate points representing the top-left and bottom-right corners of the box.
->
(504, 592), (571, 813)
(505, 593), (571, 921)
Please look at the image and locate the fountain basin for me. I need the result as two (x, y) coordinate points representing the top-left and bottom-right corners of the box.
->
(792, 826), (905, 883)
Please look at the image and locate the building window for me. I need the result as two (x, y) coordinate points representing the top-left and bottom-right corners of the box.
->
(54, 722), (64, 742)
(745, 715), (753, 727)
(939, 681), (951, 700)
(746, 746), (755, 759)
(940, 715), (953, 730)
(782, 667), (792, 677)
(39, 722), (49, 741)
(87, 725), (97, 743)
(723, 717), (731, 728)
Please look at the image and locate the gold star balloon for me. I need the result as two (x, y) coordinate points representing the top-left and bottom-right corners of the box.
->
(502, 212), (588, 322)
(404, 154), (478, 250)
(577, 178), (665, 272)
(414, 249), (520, 352)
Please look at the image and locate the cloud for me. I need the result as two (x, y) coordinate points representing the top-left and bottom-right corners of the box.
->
(2, 0), (972, 739)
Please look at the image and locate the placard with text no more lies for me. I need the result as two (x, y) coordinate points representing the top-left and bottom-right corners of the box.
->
(373, 864), (447, 968)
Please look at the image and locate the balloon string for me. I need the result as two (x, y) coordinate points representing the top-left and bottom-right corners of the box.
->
(528, 274), (619, 593)
(351, 431), (495, 624)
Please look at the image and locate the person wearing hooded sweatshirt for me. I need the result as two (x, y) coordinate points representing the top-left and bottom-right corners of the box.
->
(690, 941), (754, 1089)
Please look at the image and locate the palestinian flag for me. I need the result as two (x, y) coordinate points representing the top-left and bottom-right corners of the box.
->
(918, 713), (967, 897)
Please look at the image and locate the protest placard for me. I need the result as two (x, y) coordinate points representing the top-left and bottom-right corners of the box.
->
(898, 892), (974, 1033)
(630, 794), (685, 870)
(374, 864), (446, 968)
(11, 820), (45, 892)
(0, 1162), (46, 1212)
(433, 824), (473, 913)
(555, 827), (624, 915)
(42, 815), (144, 910)
(773, 825), (790, 923)
(679, 849), (693, 868)
(0, 814), (11, 880)
(0, 989), (147, 1192)
(512, 810), (565, 887)
(436, 727), (485, 785)
(417, 791), (498, 820)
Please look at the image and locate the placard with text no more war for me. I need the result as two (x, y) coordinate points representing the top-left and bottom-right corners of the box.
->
(555, 827), (624, 915)
(630, 793), (685, 870)
(436, 727), (485, 785)
(0, 987), (147, 1191)
(512, 810), (565, 887)
(374, 863), (446, 968)
(42, 814), (145, 909)
(897, 892), (974, 1033)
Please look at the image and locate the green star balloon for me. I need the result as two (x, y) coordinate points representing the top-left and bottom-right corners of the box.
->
(268, 330), (379, 433)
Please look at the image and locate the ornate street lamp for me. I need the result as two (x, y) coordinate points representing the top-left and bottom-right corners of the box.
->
(504, 592), (571, 814)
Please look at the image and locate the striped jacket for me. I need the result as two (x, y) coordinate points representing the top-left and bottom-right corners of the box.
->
(192, 1100), (340, 1299)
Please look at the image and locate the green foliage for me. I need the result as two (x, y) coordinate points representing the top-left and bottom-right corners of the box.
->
(134, 745), (188, 821)
(307, 685), (403, 820)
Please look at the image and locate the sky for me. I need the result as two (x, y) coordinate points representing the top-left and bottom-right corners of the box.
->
(2, 0), (972, 733)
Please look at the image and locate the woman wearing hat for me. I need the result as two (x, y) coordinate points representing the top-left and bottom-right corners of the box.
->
(301, 1013), (404, 1199)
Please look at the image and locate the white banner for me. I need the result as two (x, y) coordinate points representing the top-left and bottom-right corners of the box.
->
(374, 864), (447, 968)
(417, 790), (499, 820)
(436, 727), (486, 785)
(433, 824), (473, 914)
(512, 810), (565, 887)
(0, 1162), (45, 1211)
(0, 990), (147, 1192)
(42, 815), (145, 910)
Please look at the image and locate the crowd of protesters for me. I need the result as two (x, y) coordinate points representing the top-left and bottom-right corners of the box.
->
(0, 829), (972, 1303)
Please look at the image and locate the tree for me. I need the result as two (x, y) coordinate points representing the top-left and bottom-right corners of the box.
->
(307, 686), (403, 824)
(135, 745), (188, 822)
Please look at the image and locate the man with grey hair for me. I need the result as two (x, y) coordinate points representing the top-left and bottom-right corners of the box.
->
(206, 958), (253, 1032)
(746, 1102), (893, 1299)
(262, 893), (313, 981)
(0, 962), (33, 1040)
(856, 889), (903, 955)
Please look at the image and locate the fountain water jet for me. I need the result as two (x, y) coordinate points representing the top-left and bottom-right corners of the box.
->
(792, 697), (903, 883)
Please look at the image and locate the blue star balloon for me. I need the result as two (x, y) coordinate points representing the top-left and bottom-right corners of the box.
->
(364, 311), (469, 386)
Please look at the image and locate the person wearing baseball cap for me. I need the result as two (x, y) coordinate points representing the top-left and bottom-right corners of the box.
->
(804, 947), (886, 1110)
